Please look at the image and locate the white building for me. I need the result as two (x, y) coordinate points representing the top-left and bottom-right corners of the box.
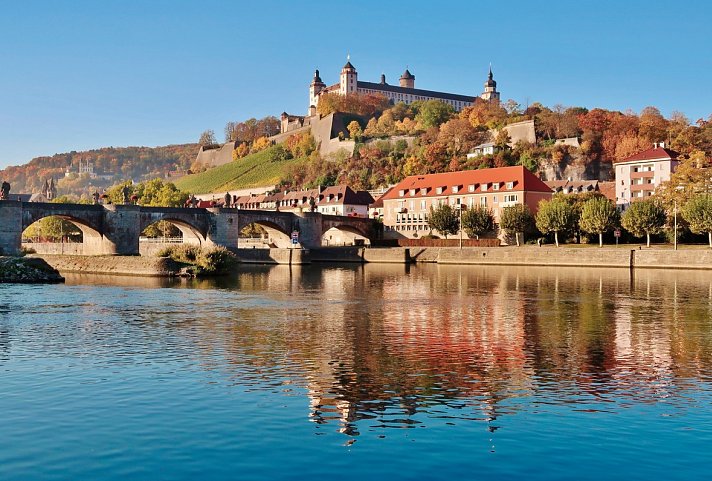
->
(614, 143), (679, 210)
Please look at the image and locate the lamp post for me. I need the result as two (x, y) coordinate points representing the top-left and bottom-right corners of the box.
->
(458, 203), (464, 250)
(674, 199), (678, 251)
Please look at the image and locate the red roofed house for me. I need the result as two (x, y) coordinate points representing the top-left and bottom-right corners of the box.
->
(614, 143), (679, 210)
(316, 185), (374, 217)
(380, 166), (553, 238)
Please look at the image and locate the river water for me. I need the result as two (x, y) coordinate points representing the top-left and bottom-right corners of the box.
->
(1, 264), (711, 480)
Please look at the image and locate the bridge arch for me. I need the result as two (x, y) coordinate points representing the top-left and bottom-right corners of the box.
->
(240, 220), (292, 248)
(322, 225), (371, 246)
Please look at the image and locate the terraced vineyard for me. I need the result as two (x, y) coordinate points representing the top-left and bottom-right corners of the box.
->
(175, 146), (304, 194)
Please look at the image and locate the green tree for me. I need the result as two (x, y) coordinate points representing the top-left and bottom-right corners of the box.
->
(461, 206), (494, 239)
(500, 204), (534, 246)
(535, 197), (574, 247)
(621, 199), (666, 247)
(428, 203), (460, 239)
(579, 197), (618, 247)
(681, 194), (712, 247)
(415, 100), (455, 129)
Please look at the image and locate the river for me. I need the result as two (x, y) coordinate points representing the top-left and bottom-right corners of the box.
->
(1, 264), (711, 480)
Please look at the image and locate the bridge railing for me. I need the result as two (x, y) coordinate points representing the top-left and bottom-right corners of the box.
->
(138, 236), (184, 244)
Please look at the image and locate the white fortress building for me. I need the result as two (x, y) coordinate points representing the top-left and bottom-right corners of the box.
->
(307, 58), (500, 114)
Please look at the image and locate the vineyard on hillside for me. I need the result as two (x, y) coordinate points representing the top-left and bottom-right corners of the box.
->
(175, 145), (304, 194)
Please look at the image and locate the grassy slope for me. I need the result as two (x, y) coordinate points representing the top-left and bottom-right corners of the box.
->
(175, 146), (303, 194)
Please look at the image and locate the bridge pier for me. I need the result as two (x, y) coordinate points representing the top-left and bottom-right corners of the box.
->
(206, 208), (240, 249)
(0, 201), (22, 256)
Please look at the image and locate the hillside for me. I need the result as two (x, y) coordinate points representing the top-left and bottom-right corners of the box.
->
(0, 143), (198, 197)
(175, 145), (305, 194)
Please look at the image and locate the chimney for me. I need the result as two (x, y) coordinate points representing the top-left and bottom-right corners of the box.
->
(653, 142), (658, 148)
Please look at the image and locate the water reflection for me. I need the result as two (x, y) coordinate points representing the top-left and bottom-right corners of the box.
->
(16, 265), (712, 437)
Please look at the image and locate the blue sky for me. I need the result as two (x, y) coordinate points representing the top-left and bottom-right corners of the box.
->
(1, 0), (710, 169)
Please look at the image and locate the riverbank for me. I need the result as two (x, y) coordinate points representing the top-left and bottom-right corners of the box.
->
(21, 245), (712, 278)
(0, 256), (64, 283)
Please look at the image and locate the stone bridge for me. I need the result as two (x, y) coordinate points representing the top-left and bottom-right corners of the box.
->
(0, 201), (380, 256)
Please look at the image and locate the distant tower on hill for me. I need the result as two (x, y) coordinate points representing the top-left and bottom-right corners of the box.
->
(339, 57), (358, 95)
(399, 68), (415, 89)
(309, 69), (326, 111)
(42, 178), (56, 200)
(481, 65), (500, 102)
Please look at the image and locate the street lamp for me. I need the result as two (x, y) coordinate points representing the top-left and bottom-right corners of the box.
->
(674, 199), (678, 251)
(458, 203), (465, 250)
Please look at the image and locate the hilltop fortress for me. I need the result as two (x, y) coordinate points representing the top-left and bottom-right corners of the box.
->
(307, 59), (500, 115)
(275, 59), (501, 153)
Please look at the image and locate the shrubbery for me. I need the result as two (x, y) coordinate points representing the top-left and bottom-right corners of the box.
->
(156, 244), (237, 275)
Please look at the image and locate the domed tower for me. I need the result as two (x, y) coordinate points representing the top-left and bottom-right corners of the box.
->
(399, 68), (415, 89)
(340, 57), (358, 95)
(309, 69), (326, 112)
(481, 65), (500, 102)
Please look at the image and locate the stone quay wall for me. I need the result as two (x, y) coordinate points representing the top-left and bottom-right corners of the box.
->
(36, 255), (182, 277)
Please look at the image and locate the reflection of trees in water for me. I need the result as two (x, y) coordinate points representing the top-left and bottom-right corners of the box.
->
(177, 264), (712, 436)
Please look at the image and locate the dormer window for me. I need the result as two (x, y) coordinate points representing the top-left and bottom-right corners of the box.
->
(492, 183), (500, 191)
(468, 184), (475, 192)
(399, 189), (405, 197)
(420, 187), (428, 196)
(481, 183), (488, 192)
(506, 181), (514, 189)
(436, 187), (444, 195)
(451, 186), (459, 193)
(410, 189), (416, 196)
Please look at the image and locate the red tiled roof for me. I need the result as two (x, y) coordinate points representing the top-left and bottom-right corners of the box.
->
(369, 187), (395, 209)
(597, 181), (616, 202)
(381, 166), (552, 201)
(618, 147), (679, 163)
(318, 185), (374, 206)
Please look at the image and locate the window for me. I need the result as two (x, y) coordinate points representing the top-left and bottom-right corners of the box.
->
(493, 196), (498, 203)
(480, 197), (487, 206)
(452, 186), (459, 193)
(492, 183), (499, 191)
(481, 183), (488, 192)
(468, 184), (475, 192)
(409, 200), (414, 210)
(506, 181), (514, 189)
(420, 188), (428, 196)
(420, 200), (426, 210)
(410, 189), (416, 196)
(399, 190), (405, 197)
(504, 194), (518, 203)
(436, 187), (443, 195)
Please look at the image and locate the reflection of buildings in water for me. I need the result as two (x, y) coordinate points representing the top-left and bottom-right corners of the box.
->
(0, 320), (9, 360)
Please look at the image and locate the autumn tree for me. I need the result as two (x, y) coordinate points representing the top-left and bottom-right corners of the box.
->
(535, 197), (574, 247)
(428, 203), (460, 239)
(198, 130), (217, 146)
(656, 150), (712, 209)
(621, 199), (667, 247)
(681, 194), (712, 247)
(347, 120), (363, 141)
(461, 206), (494, 239)
(250, 136), (272, 154)
(579, 197), (618, 247)
(500, 204), (534, 246)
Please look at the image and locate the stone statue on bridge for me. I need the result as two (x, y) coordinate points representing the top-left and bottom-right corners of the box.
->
(224, 192), (231, 208)
(0, 181), (10, 200)
(92, 190), (100, 205)
(121, 185), (130, 205)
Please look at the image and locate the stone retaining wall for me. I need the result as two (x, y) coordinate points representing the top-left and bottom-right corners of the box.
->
(235, 248), (309, 265)
(35, 255), (182, 277)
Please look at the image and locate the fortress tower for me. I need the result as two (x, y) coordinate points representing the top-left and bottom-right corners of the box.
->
(399, 69), (415, 89)
(339, 58), (358, 95)
(309, 69), (326, 111)
(480, 65), (500, 102)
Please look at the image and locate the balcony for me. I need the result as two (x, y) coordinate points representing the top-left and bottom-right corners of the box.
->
(630, 170), (655, 179)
